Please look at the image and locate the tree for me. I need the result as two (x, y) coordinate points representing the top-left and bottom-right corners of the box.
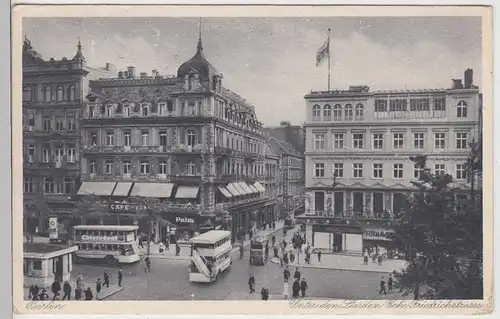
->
(392, 154), (483, 299)
(74, 194), (108, 225)
(23, 195), (52, 242)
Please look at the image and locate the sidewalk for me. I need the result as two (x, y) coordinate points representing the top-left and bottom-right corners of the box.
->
(23, 282), (123, 301)
(270, 253), (407, 273)
(224, 291), (339, 300)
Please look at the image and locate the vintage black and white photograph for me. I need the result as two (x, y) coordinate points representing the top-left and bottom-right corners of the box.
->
(15, 6), (490, 312)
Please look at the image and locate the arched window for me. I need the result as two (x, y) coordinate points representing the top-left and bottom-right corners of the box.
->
(44, 86), (52, 102)
(88, 106), (95, 118)
(333, 104), (342, 120)
(56, 86), (63, 101)
(323, 105), (332, 121)
(355, 103), (364, 120)
(457, 100), (468, 118)
(312, 105), (321, 121)
(188, 75), (195, 90)
(68, 85), (75, 101)
(344, 104), (353, 120)
(44, 177), (55, 194)
(23, 86), (33, 102)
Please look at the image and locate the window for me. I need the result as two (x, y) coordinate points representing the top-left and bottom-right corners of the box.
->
(123, 131), (131, 147)
(344, 104), (353, 120)
(186, 161), (196, 175)
(333, 133), (344, 149)
(106, 105), (113, 117)
(55, 117), (64, 131)
(89, 160), (97, 174)
(410, 98), (430, 111)
(187, 130), (196, 147)
(88, 106), (95, 118)
(353, 133), (364, 149)
(456, 164), (467, 180)
(23, 86), (33, 101)
(413, 133), (425, 149)
(159, 103), (167, 115)
(67, 115), (75, 131)
(141, 104), (149, 116)
(42, 146), (50, 163)
(44, 177), (55, 194)
(393, 163), (403, 179)
(24, 177), (33, 193)
(333, 104), (342, 120)
(159, 131), (168, 147)
(393, 133), (404, 149)
(433, 96), (446, 111)
(27, 144), (35, 162)
(54, 147), (63, 163)
(188, 76), (195, 90)
(43, 117), (51, 131)
(390, 99), (408, 111)
(373, 163), (383, 178)
(374, 99), (387, 112)
(456, 132), (468, 149)
(141, 131), (149, 146)
(373, 133), (384, 150)
(333, 163), (344, 178)
(55, 180), (64, 194)
(435, 164), (445, 176)
(64, 177), (74, 194)
(314, 133), (325, 150)
(68, 85), (75, 101)
(312, 105), (321, 121)
(90, 132), (98, 146)
(159, 161), (168, 174)
(140, 161), (150, 174)
(106, 131), (114, 146)
(123, 161), (131, 174)
(167, 101), (174, 113)
(353, 163), (363, 178)
(105, 160), (114, 174)
(28, 114), (35, 127)
(434, 133), (446, 150)
(56, 86), (64, 101)
(355, 103), (364, 120)
(457, 100), (468, 118)
(188, 102), (196, 115)
(315, 163), (325, 177)
(323, 105), (332, 121)
(67, 144), (76, 163)
(44, 86), (52, 101)
(123, 105), (130, 117)
(414, 164), (422, 179)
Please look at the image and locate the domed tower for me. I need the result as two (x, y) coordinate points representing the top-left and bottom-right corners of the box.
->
(177, 27), (223, 93)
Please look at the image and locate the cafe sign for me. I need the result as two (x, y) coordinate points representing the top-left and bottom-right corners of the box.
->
(175, 216), (195, 224)
(362, 229), (397, 241)
(80, 235), (123, 241)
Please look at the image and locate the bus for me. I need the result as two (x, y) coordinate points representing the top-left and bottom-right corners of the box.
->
(71, 225), (141, 265)
(188, 230), (232, 283)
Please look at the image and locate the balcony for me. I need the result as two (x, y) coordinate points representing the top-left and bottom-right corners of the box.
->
(24, 160), (79, 171)
(23, 128), (79, 138)
(215, 174), (236, 183)
(82, 144), (207, 154)
(214, 146), (233, 156)
(168, 174), (202, 183)
(374, 110), (447, 120)
(303, 210), (397, 221)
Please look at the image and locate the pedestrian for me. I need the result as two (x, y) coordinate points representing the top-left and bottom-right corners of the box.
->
(283, 266), (290, 282)
(290, 250), (295, 263)
(378, 255), (383, 266)
(176, 243), (181, 256)
(372, 253), (377, 263)
(75, 286), (82, 301)
(51, 279), (61, 301)
(292, 278), (301, 298)
(388, 275), (393, 292)
(279, 254), (283, 268)
(104, 270), (110, 288)
(317, 250), (322, 263)
(283, 278), (289, 299)
(84, 287), (93, 300)
(28, 284), (36, 300)
(32, 284), (40, 299)
(76, 274), (84, 290)
(38, 288), (49, 301)
(283, 252), (289, 265)
(272, 222), (276, 230)
(273, 246), (279, 258)
(96, 278), (102, 299)
(265, 244), (269, 259)
(261, 285), (269, 300)
(363, 252), (369, 265)
(379, 277), (387, 295)
(159, 242), (165, 254)
(118, 267), (123, 287)
(62, 280), (72, 300)
(294, 267), (301, 281)
(248, 273), (255, 293)
(272, 235), (276, 245)
(166, 237), (170, 250)
(144, 256), (151, 272)
(300, 277), (308, 298)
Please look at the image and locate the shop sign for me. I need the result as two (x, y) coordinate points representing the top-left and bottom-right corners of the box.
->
(79, 235), (123, 241)
(363, 229), (397, 241)
(175, 216), (195, 224)
(109, 202), (147, 212)
(48, 217), (58, 239)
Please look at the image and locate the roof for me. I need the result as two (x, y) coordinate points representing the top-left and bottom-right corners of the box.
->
(264, 142), (280, 158)
(177, 37), (219, 81)
(73, 225), (139, 231)
(189, 230), (231, 244)
(24, 243), (70, 254)
(87, 81), (184, 103)
(268, 137), (303, 157)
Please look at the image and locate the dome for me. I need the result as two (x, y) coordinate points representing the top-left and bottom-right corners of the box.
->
(177, 37), (219, 81)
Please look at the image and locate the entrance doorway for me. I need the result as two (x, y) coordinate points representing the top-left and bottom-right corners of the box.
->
(333, 233), (343, 252)
(353, 192), (364, 213)
(314, 192), (325, 212)
(334, 192), (344, 215)
(373, 192), (384, 215)
(53, 256), (63, 282)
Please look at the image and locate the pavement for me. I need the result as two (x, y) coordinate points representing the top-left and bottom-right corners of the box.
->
(23, 282), (124, 301)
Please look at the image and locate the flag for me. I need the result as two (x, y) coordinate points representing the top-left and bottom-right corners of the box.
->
(316, 37), (330, 67)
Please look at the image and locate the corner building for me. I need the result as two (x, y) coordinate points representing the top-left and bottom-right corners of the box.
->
(301, 70), (480, 254)
(79, 37), (277, 242)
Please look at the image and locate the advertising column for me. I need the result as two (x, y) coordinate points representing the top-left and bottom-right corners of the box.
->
(48, 217), (58, 239)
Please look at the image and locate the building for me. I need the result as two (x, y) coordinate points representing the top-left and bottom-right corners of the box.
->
(22, 37), (115, 236)
(299, 70), (480, 253)
(267, 137), (305, 218)
(265, 122), (305, 153)
(78, 35), (277, 243)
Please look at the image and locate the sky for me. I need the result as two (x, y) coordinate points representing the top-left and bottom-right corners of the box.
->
(23, 17), (482, 126)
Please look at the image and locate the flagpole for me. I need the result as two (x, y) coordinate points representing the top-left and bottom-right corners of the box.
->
(327, 28), (331, 92)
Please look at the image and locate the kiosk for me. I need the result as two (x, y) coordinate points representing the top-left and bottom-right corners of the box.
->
(23, 243), (78, 288)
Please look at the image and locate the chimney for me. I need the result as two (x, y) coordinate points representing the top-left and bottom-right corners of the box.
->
(140, 72), (148, 78)
(452, 79), (463, 89)
(127, 66), (136, 78)
(118, 71), (123, 79)
(464, 68), (473, 89)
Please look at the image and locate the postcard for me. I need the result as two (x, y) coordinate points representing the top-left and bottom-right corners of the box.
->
(12, 3), (493, 315)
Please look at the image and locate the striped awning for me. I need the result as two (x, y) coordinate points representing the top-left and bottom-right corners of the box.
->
(232, 182), (248, 195)
(253, 181), (266, 193)
(111, 182), (133, 197)
(130, 183), (174, 198)
(239, 182), (255, 194)
(226, 183), (242, 197)
(175, 186), (199, 199)
(248, 184), (260, 194)
(77, 182), (117, 196)
(217, 186), (233, 198)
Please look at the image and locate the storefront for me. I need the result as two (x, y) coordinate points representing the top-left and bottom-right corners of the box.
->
(311, 224), (363, 253)
(362, 227), (400, 258)
(162, 212), (216, 243)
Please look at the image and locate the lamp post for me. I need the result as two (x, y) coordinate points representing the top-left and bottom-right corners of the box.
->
(332, 172), (338, 217)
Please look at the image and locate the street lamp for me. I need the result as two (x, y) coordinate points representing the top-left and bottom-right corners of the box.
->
(332, 172), (338, 217)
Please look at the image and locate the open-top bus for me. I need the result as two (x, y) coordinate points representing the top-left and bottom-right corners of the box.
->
(71, 225), (140, 265)
(188, 230), (232, 283)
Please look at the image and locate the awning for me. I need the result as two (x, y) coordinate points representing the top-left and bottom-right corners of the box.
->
(217, 186), (233, 198)
(77, 182), (117, 196)
(175, 186), (200, 199)
(248, 184), (259, 194)
(239, 182), (255, 194)
(232, 182), (248, 195)
(225, 183), (242, 197)
(130, 183), (174, 198)
(111, 182), (133, 197)
(253, 181), (266, 193)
